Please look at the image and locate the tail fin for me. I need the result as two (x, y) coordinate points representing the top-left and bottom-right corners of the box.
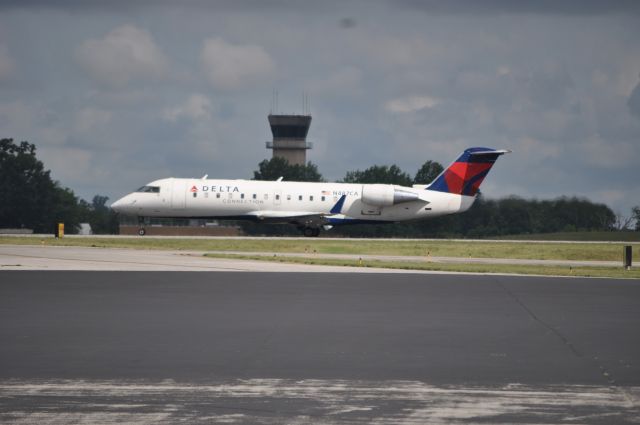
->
(428, 147), (510, 196)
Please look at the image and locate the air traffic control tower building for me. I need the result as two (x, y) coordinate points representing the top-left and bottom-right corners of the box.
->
(266, 114), (312, 166)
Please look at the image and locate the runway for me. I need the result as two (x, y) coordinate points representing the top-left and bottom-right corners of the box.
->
(0, 244), (622, 271)
(0, 244), (405, 273)
(1, 271), (639, 423)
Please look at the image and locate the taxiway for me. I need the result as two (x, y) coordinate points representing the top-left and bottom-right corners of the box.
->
(1, 270), (639, 423)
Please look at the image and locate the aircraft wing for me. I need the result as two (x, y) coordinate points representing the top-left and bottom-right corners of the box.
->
(245, 195), (347, 226)
(246, 210), (331, 226)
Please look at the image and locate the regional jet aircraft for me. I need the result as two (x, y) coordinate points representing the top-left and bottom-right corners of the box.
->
(111, 147), (509, 236)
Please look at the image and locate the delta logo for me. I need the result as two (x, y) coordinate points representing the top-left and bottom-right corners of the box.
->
(190, 186), (198, 192)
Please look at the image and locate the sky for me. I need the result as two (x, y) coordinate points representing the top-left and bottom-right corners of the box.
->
(1, 0), (639, 215)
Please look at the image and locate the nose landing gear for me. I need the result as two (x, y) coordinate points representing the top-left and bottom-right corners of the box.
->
(137, 216), (148, 236)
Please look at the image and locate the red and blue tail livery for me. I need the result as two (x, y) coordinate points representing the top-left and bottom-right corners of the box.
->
(428, 147), (510, 196)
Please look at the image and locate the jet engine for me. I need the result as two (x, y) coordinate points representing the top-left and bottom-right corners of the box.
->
(361, 184), (421, 207)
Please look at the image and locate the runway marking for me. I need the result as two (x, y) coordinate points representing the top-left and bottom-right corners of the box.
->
(1, 379), (638, 424)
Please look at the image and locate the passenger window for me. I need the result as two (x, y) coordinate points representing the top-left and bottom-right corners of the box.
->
(193, 192), (197, 198)
(321, 196), (325, 201)
(310, 196), (314, 201)
(298, 195), (302, 201)
(241, 193), (245, 199)
(216, 193), (221, 199)
(253, 194), (257, 199)
(276, 194), (280, 200)
(287, 194), (291, 201)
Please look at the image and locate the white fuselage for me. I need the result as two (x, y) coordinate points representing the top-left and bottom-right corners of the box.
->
(111, 177), (476, 226)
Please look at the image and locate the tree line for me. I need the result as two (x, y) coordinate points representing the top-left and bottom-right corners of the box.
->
(0, 139), (118, 234)
(249, 156), (636, 237)
(1, 137), (638, 236)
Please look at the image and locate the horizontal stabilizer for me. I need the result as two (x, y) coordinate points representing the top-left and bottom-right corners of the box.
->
(467, 149), (511, 156)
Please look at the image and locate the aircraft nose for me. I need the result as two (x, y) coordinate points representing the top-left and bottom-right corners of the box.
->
(110, 198), (124, 212)
(111, 196), (132, 213)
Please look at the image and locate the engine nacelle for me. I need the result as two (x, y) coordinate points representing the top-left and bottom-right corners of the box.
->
(361, 184), (394, 207)
(361, 184), (421, 207)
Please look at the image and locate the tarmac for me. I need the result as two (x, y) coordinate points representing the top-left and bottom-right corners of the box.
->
(0, 245), (425, 273)
(0, 246), (639, 423)
(0, 244), (622, 272)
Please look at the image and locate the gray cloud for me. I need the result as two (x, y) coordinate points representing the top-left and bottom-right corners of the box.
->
(200, 38), (275, 90)
(395, 0), (640, 15)
(628, 77), (640, 119)
(2, 0), (640, 15)
(0, 1), (639, 214)
(76, 24), (168, 88)
(0, 44), (16, 81)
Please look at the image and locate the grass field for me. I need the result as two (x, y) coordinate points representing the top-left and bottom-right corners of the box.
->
(203, 253), (640, 279)
(495, 231), (640, 242)
(1, 235), (638, 262)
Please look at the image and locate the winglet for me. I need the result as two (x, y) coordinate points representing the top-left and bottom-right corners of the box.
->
(330, 195), (347, 214)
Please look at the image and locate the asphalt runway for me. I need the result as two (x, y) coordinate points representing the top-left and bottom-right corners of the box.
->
(1, 271), (639, 424)
(0, 245), (430, 272)
(0, 244), (621, 271)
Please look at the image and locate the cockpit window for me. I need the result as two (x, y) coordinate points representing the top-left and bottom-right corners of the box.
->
(136, 186), (160, 193)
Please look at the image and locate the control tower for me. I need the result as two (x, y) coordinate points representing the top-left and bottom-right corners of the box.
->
(266, 114), (312, 165)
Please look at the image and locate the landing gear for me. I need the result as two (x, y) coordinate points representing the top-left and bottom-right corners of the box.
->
(137, 216), (147, 236)
(302, 227), (320, 237)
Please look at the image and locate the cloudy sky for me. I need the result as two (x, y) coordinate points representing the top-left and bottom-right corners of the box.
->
(1, 0), (639, 214)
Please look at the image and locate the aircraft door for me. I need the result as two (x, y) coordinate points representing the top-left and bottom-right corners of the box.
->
(171, 179), (187, 209)
(274, 189), (282, 206)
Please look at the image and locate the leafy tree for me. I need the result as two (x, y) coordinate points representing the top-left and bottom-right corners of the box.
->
(253, 157), (324, 182)
(85, 195), (119, 234)
(0, 138), (88, 233)
(632, 206), (640, 231)
(414, 160), (444, 185)
(1, 139), (54, 230)
(51, 187), (85, 233)
(342, 164), (412, 186)
(335, 195), (617, 238)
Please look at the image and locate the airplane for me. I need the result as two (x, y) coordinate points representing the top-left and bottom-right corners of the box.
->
(111, 147), (509, 237)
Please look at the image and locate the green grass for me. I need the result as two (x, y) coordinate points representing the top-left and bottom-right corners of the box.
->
(204, 253), (640, 279)
(1, 235), (638, 262)
(495, 231), (640, 242)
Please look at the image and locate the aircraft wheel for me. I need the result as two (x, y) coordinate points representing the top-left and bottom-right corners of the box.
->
(303, 227), (315, 237)
(312, 228), (321, 237)
(138, 228), (146, 236)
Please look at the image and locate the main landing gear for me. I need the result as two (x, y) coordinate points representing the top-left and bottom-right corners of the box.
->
(302, 226), (321, 237)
